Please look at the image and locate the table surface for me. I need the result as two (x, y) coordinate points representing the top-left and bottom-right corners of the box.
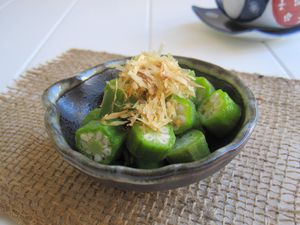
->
(0, 0), (299, 224)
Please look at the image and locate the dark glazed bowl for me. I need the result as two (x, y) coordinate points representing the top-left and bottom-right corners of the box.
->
(42, 56), (258, 191)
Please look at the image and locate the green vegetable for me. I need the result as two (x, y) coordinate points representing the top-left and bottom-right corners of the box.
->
(185, 69), (196, 77)
(198, 89), (241, 137)
(193, 113), (205, 133)
(81, 108), (101, 126)
(123, 148), (136, 167)
(126, 123), (176, 161)
(75, 121), (126, 164)
(167, 130), (210, 163)
(193, 77), (215, 106)
(75, 71), (240, 169)
(134, 158), (165, 169)
(99, 79), (125, 118)
(170, 95), (197, 135)
(123, 149), (165, 169)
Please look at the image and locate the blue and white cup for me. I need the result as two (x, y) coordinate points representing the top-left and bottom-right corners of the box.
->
(216, 0), (300, 29)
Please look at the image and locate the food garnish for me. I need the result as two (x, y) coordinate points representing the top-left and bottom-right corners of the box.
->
(102, 51), (201, 131)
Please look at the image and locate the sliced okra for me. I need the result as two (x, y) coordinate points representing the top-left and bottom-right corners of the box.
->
(126, 123), (176, 161)
(75, 121), (126, 164)
(185, 69), (196, 77)
(166, 130), (210, 164)
(193, 113), (205, 133)
(99, 79), (125, 118)
(198, 89), (241, 137)
(123, 148), (136, 167)
(170, 95), (197, 135)
(81, 108), (101, 126)
(134, 158), (165, 169)
(192, 77), (215, 106)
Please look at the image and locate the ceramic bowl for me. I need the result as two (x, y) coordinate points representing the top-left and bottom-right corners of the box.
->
(192, 6), (300, 40)
(42, 56), (258, 191)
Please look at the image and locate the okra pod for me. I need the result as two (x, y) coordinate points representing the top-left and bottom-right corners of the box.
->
(170, 95), (197, 135)
(193, 77), (215, 106)
(99, 79), (125, 118)
(198, 89), (241, 137)
(123, 148), (165, 169)
(75, 121), (126, 164)
(81, 108), (101, 126)
(126, 123), (176, 161)
(193, 113), (205, 133)
(167, 130), (210, 164)
(134, 158), (166, 169)
(185, 69), (196, 77)
(123, 148), (136, 167)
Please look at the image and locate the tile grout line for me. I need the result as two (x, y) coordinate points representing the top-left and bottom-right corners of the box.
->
(15, 0), (80, 77)
(0, 0), (17, 12)
(147, 0), (153, 51)
(262, 41), (295, 79)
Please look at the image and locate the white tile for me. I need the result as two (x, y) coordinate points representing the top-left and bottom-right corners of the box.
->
(29, 0), (149, 69)
(0, 0), (14, 10)
(151, 0), (289, 78)
(264, 34), (300, 79)
(0, 0), (10, 5)
(0, 0), (75, 92)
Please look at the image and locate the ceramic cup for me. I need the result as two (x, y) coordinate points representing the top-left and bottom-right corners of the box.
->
(216, 0), (300, 29)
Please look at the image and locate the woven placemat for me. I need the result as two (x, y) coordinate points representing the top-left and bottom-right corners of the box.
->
(0, 49), (299, 225)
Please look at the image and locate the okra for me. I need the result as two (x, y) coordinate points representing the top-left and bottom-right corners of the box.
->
(193, 113), (205, 133)
(193, 77), (215, 106)
(126, 123), (176, 161)
(170, 95), (197, 135)
(198, 89), (241, 137)
(134, 158), (165, 169)
(81, 108), (101, 126)
(99, 79), (125, 118)
(123, 148), (165, 169)
(185, 69), (196, 77)
(123, 148), (136, 167)
(167, 130), (210, 164)
(75, 121), (126, 164)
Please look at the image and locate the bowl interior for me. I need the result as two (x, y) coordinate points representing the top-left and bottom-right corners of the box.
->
(57, 62), (245, 159)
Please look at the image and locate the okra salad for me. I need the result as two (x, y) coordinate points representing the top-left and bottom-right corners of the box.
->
(75, 52), (241, 169)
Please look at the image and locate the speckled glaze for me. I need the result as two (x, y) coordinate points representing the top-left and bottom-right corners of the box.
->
(42, 56), (258, 191)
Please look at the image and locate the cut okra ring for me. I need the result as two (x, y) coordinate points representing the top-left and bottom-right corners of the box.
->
(126, 123), (176, 161)
(75, 121), (126, 164)
(198, 89), (241, 137)
(170, 95), (197, 135)
(193, 77), (215, 107)
(167, 129), (210, 164)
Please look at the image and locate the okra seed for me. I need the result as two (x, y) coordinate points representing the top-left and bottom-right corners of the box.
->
(94, 154), (103, 162)
(178, 115), (186, 123)
(86, 150), (92, 155)
(160, 127), (169, 134)
(87, 133), (94, 141)
(103, 147), (111, 155)
(80, 133), (92, 142)
(144, 133), (154, 141)
(160, 134), (170, 144)
(102, 138), (109, 145)
(96, 133), (103, 141)
(80, 141), (89, 150)
(176, 105), (184, 113)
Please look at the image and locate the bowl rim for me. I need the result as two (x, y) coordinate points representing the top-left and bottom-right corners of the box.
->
(42, 56), (258, 185)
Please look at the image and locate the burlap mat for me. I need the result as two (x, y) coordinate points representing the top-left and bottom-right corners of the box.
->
(0, 49), (299, 225)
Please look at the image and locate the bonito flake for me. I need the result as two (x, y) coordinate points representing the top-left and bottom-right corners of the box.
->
(103, 51), (201, 131)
